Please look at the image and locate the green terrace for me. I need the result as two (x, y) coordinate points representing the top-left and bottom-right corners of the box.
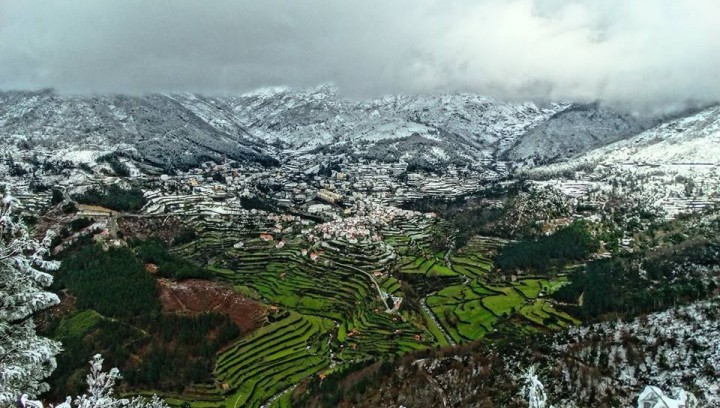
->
(161, 213), (580, 407)
(427, 277), (577, 343)
(165, 312), (334, 408)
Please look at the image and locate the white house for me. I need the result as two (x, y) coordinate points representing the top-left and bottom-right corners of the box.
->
(637, 386), (698, 408)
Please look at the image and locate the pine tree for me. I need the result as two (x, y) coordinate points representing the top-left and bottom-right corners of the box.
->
(68, 355), (168, 408)
(16, 355), (169, 408)
(0, 193), (62, 405)
(521, 366), (554, 408)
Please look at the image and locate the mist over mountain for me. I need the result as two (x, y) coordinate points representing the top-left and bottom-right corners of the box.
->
(2, 0), (719, 110)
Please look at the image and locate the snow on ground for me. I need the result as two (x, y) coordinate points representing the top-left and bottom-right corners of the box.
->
(552, 298), (720, 407)
(51, 149), (107, 164)
(430, 146), (449, 161)
(528, 105), (720, 218)
(541, 105), (720, 169)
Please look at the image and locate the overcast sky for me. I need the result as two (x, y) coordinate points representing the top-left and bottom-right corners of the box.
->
(0, 0), (718, 107)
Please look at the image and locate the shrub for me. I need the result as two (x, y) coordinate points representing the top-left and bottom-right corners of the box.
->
(62, 202), (77, 214)
(51, 189), (64, 205)
(172, 229), (197, 246)
(107, 158), (131, 177)
(70, 217), (94, 231)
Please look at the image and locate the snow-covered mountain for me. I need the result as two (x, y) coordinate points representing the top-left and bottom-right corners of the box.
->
(0, 90), (276, 172)
(163, 85), (578, 172)
(558, 104), (720, 165)
(202, 85), (568, 166)
(1, 86), (712, 177)
(528, 104), (720, 217)
(0, 86), (572, 173)
(504, 102), (660, 166)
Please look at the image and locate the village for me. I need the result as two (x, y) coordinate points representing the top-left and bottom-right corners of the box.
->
(2, 130), (719, 408)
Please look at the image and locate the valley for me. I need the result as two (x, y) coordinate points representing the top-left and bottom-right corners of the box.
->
(1, 89), (719, 407)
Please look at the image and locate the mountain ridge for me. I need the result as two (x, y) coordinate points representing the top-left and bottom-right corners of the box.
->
(1, 87), (707, 175)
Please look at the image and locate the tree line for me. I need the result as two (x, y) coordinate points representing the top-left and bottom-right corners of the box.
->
(495, 221), (600, 273)
(43, 241), (241, 400)
(73, 185), (147, 212)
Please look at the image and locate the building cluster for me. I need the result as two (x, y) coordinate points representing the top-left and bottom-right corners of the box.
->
(311, 202), (430, 244)
(133, 155), (490, 221)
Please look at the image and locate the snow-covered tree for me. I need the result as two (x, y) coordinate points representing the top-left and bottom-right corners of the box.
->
(0, 193), (61, 405)
(521, 366), (552, 408)
(65, 354), (168, 408)
(0, 194), (167, 408)
(14, 355), (169, 408)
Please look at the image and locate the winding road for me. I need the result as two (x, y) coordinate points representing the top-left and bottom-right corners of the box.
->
(332, 259), (393, 312)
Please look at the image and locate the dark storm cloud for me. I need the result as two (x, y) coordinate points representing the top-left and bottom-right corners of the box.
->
(0, 0), (718, 107)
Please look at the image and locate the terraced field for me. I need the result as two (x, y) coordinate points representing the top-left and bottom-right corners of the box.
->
(380, 276), (402, 295)
(399, 236), (579, 344)
(164, 312), (333, 408)
(201, 238), (395, 318)
(427, 277), (578, 343)
(399, 254), (457, 277)
(162, 214), (577, 407)
(450, 252), (494, 278)
(215, 312), (333, 408)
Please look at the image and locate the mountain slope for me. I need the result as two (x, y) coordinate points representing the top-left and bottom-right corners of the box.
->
(503, 102), (660, 166)
(208, 85), (568, 167)
(2, 87), (698, 176)
(0, 90), (277, 171)
(1, 87), (569, 174)
(529, 104), (720, 170)
(566, 104), (720, 165)
(528, 104), (720, 217)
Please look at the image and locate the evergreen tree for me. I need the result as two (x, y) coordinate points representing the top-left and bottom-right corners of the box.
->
(521, 366), (553, 408)
(66, 355), (168, 408)
(0, 193), (62, 405)
(17, 355), (169, 408)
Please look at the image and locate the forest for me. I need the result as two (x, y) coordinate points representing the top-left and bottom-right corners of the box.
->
(495, 221), (600, 273)
(73, 185), (147, 212)
(42, 242), (241, 400)
(553, 242), (717, 320)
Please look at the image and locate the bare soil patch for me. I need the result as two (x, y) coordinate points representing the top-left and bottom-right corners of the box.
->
(116, 216), (184, 243)
(157, 279), (266, 333)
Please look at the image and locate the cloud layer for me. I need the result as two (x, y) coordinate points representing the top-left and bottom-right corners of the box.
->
(1, 0), (718, 107)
